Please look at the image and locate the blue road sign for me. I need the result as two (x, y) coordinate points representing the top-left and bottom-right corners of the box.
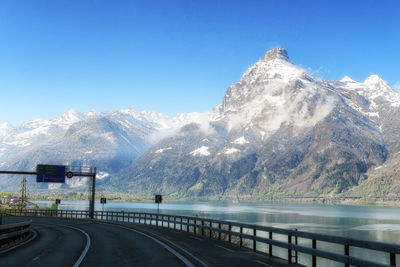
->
(36, 164), (66, 183)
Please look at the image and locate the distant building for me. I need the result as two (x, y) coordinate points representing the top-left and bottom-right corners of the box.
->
(10, 198), (19, 204)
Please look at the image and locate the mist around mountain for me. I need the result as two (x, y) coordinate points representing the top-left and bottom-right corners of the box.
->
(0, 108), (201, 190)
(1, 47), (400, 199)
(113, 47), (400, 199)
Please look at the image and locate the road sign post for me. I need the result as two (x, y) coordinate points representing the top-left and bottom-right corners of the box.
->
(155, 194), (162, 214)
(89, 168), (96, 219)
(100, 197), (106, 212)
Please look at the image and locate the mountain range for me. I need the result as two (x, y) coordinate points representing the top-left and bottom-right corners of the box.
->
(1, 47), (399, 199)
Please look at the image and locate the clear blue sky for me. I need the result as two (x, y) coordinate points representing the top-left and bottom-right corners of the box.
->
(0, 0), (399, 125)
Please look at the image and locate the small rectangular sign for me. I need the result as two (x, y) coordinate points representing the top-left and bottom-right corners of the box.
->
(155, 194), (162, 203)
(36, 164), (66, 183)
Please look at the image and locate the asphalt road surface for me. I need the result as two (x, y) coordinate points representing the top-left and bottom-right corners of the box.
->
(1, 216), (300, 267)
(1, 216), (188, 267)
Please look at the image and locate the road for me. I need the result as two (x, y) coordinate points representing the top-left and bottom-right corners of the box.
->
(1, 216), (301, 267)
(1, 216), (188, 267)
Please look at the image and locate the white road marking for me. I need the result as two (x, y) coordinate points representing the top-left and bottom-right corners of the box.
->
(66, 225), (91, 267)
(33, 222), (91, 267)
(102, 223), (196, 267)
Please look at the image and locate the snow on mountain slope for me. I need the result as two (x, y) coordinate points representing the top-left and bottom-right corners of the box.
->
(336, 75), (400, 107)
(214, 46), (337, 137)
(0, 122), (12, 139)
(117, 47), (389, 198)
(0, 107), (200, 159)
(0, 105), (202, 190)
(2, 46), (399, 197)
(333, 75), (400, 155)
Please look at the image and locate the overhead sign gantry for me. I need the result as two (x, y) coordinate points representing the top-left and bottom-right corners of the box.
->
(0, 164), (97, 219)
(36, 164), (66, 183)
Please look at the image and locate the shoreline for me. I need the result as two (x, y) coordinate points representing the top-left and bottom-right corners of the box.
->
(27, 196), (400, 207)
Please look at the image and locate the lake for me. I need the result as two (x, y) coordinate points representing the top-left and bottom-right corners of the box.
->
(33, 200), (400, 266)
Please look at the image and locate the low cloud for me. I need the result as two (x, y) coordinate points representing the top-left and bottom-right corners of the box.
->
(305, 66), (325, 79)
(393, 82), (400, 93)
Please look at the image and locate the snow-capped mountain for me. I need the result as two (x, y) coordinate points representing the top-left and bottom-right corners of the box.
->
(2, 47), (400, 198)
(115, 47), (396, 198)
(214, 46), (337, 136)
(338, 75), (400, 106)
(333, 74), (400, 153)
(0, 107), (200, 190)
(0, 122), (12, 139)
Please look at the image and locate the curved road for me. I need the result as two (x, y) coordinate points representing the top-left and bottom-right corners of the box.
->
(1, 216), (188, 267)
(1, 216), (299, 267)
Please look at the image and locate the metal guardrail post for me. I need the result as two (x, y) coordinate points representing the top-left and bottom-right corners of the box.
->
(345, 244), (350, 267)
(229, 224), (232, 244)
(253, 227), (256, 251)
(269, 232), (273, 256)
(209, 220), (212, 238)
(390, 252), (396, 266)
(288, 233), (292, 263)
(294, 230), (298, 264)
(240, 227), (243, 247)
(312, 239), (317, 267)
(218, 223), (221, 240)
(201, 220), (204, 236)
(180, 217), (183, 231)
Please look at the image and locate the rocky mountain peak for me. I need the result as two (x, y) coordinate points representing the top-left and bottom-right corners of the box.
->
(340, 76), (356, 83)
(363, 74), (389, 88)
(60, 108), (85, 123)
(262, 46), (290, 62)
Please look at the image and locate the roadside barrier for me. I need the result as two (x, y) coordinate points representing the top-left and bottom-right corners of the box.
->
(0, 219), (32, 250)
(1, 209), (399, 266)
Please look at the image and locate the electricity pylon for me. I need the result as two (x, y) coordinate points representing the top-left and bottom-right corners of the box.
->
(18, 176), (27, 210)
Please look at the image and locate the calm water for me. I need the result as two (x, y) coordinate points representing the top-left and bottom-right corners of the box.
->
(34, 200), (400, 266)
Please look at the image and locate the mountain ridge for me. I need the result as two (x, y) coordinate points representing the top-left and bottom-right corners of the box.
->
(112, 47), (398, 198)
(1, 47), (399, 198)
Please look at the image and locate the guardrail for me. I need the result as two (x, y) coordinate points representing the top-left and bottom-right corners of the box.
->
(1, 209), (399, 266)
(0, 219), (32, 249)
